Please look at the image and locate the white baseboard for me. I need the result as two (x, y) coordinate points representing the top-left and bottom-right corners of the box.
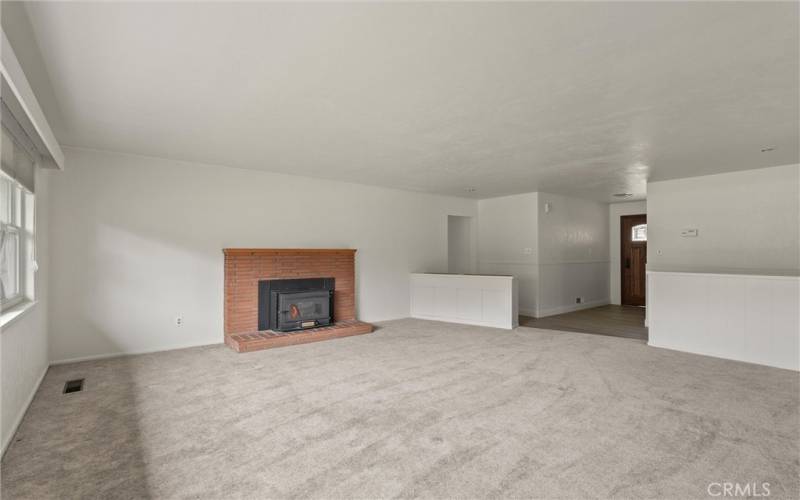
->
(648, 341), (799, 372)
(2, 365), (48, 458)
(370, 315), (414, 325)
(410, 314), (515, 330)
(50, 318), (410, 365)
(50, 340), (223, 365)
(534, 299), (610, 318)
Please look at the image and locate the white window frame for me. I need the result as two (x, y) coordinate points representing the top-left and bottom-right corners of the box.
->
(631, 223), (647, 242)
(0, 172), (32, 310)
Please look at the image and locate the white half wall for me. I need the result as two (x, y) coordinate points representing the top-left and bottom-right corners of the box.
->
(410, 273), (518, 329)
(48, 147), (477, 363)
(609, 201), (647, 305)
(648, 271), (799, 371)
(1, 168), (51, 454)
(648, 164), (800, 275)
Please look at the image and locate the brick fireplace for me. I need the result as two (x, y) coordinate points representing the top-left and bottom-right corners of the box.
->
(223, 248), (373, 352)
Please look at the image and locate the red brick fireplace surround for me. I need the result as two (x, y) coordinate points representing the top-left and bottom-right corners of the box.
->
(223, 248), (373, 352)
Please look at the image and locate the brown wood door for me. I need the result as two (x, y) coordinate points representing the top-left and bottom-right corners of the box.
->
(621, 214), (647, 306)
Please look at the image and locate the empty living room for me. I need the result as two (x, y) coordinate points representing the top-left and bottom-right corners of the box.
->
(1, 1), (798, 499)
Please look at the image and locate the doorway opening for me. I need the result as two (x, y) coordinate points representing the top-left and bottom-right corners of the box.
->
(621, 214), (647, 306)
(520, 306), (647, 340)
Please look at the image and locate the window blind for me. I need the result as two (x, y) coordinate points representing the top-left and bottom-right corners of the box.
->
(0, 100), (36, 193)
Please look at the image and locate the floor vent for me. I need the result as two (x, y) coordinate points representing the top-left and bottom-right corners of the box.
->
(63, 379), (84, 394)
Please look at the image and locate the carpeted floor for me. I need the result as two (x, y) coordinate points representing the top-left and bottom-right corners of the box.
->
(2, 319), (798, 499)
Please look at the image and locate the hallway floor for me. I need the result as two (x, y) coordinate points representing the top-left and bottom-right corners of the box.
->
(520, 305), (647, 341)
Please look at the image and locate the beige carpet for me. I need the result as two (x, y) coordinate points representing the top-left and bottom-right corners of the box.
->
(2, 319), (798, 499)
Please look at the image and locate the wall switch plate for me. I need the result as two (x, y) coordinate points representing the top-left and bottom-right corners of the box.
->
(681, 228), (699, 237)
(523, 247), (533, 255)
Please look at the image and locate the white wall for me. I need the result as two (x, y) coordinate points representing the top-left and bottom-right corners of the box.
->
(477, 191), (610, 317)
(646, 165), (799, 367)
(1, 168), (51, 454)
(1, 3), (57, 455)
(477, 192), (539, 315)
(48, 147), (476, 363)
(609, 201), (647, 305)
(648, 164), (800, 275)
(536, 193), (610, 316)
(447, 215), (475, 274)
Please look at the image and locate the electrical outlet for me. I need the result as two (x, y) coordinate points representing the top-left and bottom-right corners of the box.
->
(681, 228), (699, 237)
(576, 297), (583, 304)
(175, 315), (183, 327)
(523, 247), (533, 255)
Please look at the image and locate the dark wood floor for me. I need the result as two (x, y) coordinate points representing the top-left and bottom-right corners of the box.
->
(520, 305), (647, 341)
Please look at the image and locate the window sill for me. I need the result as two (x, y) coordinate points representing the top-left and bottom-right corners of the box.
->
(0, 300), (37, 330)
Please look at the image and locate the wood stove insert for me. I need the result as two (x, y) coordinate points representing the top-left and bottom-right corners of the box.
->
(259, 278), (335, 332)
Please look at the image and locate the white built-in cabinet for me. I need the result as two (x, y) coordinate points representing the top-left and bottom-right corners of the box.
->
(410, 273), (518, 329)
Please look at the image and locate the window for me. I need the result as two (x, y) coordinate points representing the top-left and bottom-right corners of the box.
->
(0, 128), (35, 310)
(1, 33), (56, 318)
(631, 224), (647, 242)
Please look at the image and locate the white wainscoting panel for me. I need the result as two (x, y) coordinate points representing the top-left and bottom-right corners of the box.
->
(648, 271), (799, 371)
(410, 274), (518, 329)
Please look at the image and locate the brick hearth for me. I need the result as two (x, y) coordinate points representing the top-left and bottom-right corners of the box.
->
(223, 248), (373, 352)
(225, 320), (374, 353)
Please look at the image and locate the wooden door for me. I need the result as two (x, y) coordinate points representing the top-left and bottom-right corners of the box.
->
(621, 214), (647, 306)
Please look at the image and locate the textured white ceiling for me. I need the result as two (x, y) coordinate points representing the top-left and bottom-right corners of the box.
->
(22, 1), (799, 200)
